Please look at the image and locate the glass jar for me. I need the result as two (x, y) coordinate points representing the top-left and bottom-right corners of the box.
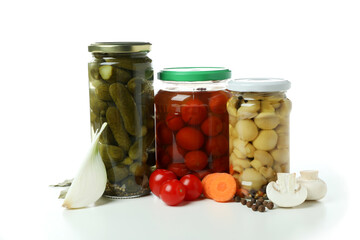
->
(226, 78), (291, 198)
(155, 67), (231, 179)
(88, 42), (155, 198)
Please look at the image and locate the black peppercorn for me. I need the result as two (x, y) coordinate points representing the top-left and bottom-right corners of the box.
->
(258, 205), (266, 212)
(258, 197), (264, 203)
(246, 201), (253, 208)
(241, 199), (247, 205)
(234, 195), (241, 202)
(266, 202), (274, 210)
(251, 205), (258, 211)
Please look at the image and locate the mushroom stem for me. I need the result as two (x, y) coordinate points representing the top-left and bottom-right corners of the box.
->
(299, 170), (318, 180)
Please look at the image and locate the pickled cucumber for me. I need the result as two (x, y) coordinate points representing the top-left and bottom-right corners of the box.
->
(109, 83), (141, 136)
(95, 83), (112, 101)
(129, 140), (143, 160)
(121, 177), (142, 193)
(129, 162), (147, 176)
(89, 64), (101, 81)
(127, 77), (147, 95)
(106, 106), (131, 151)
(99, 143), (126, 169)
(107, 165), (129, 184)
(128, 130), (153, 160)
(99, 65), (114, 81)
(107, 56), (152, 71)
(89, 91), (108, 116)
(99, 65), (132, 84)
(99, 126), (117, 145)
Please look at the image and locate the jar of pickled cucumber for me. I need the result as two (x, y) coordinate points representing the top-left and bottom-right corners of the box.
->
(226, 78), (291, 198)
(155, 67), (231, 179)
(88, 42), (155, 198)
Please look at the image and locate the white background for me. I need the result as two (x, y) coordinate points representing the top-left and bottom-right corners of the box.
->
(0, 0), (358, 239)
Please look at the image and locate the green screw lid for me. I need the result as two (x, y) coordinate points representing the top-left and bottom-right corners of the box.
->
(158, 67), (231, 82)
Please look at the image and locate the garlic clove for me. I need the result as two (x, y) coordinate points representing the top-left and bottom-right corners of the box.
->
(63, 123), (108, 209)
(297, 170), (327, 201)
(266, 173), (307, 207)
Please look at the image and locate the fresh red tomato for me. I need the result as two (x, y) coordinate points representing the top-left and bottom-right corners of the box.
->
(184, 150), (208, 171)
(176, 127), (205, 150)
(180, 174), (203, 201)
(149, 169), (177, 197)
(156, 121), (173, 145)
(159, 179), (186, 206)
(166, 143), (187, 162)
(205, 134), (229, 157)
(181, 99), (208, 125)
(167, 163), (190, 178)
(201, 116), (223, 136)
(209, 92), (229, 114)
(166, 113), (185, 131)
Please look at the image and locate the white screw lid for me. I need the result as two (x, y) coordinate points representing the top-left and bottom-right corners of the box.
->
(227, 78), (291, 92)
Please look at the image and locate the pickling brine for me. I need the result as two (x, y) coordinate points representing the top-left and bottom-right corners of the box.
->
(88, 42), (155, 198)
(155, 67), (232, 179)
(226, 78), (291, 199)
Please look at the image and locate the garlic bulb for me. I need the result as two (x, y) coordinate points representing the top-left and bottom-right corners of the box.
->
(297, 170), (327, 201)
(63, 123), (108, 209)
(266, 173), (307, 207)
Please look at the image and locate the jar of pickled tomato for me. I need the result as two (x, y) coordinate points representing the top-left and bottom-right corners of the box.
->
(155, 67), (231, 179)
(226, 78), (291, 198)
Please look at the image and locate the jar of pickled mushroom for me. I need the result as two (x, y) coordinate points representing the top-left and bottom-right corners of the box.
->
(226, 78), (291, 198)
(155, 67), (231, 179)
(88, 42), (155, 198)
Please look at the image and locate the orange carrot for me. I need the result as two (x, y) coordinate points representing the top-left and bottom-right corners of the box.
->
(201, 174), (214, 198)
(202, 173), (236, 202)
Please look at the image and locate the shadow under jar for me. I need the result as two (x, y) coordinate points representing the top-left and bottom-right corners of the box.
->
(155, 67), (231, 179)
(88, 42), (155, 198)
(226, 78), (291, 199)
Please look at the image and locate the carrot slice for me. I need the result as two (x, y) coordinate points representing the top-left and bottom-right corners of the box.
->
(201, 174), (214, 198)
(203, 173), (219, 199)
(205, 173), (236, 202)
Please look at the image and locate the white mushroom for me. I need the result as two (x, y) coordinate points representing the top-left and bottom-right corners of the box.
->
(297, 170), (327, 201)
(254, 150), (274, 167)
(271, 148), (289, 164)
(227, 96), (238, 117)
(260, 101), (275, 113)
(250, 159), (263, 170)
(253, 130), (278, 151)
(237, 100), (260, 119)
(254, 112), (280, 129)
(278, 98), (292, 117)
(235, 119), (259, 141)
(241, 168), (267, 190)
(259, 166), (276, 179)
(266, 173), (307, 207)
(277, 133), (289, 149)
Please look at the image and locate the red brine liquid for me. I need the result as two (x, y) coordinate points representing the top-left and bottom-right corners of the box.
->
(155, 90), (230, 179)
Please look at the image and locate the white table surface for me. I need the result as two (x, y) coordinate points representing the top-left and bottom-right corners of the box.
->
(0, 172), (354, 240)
